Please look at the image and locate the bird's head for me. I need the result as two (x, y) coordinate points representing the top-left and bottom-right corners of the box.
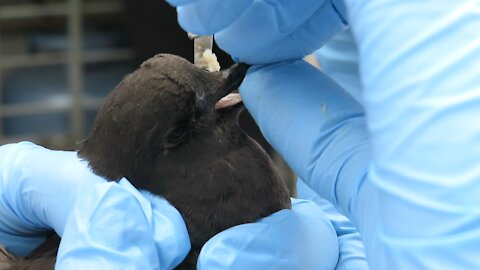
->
(77, 54), (250, 187)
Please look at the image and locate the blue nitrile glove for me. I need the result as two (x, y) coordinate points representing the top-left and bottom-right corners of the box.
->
(240, 60), (369, 268)
(240, 59), (370, 264)
(297, 179), (368, 270)
(165, 0), (348, 64)
(198, 198), (339, 270)
(346, 2), (480, 269)
(0, 142), (190, 269)
(241, 1), (480, 269)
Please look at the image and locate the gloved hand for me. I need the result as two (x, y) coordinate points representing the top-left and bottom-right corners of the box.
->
(198, 198), (339, 270)
(240, 60), (370, 267)
(297, 179), (368, 270)
(0, 142), (341, 270)
(165, 0), (348, 64)
(240, 1), (480, 269)
(0, 142), (190, 269)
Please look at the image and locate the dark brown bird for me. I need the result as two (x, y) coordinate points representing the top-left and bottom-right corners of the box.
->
(1, 54), (291, 269)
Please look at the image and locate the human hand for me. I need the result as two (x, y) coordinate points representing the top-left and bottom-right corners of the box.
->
(165, 0), (347, 64)
(198, 198), (339, 270)
(0, 142), (190, 269)
(297, 180), (368, 270)
(240, 1), (480, 268)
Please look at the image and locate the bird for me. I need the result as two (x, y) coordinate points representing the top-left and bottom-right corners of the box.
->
(2, 54), (291, 270)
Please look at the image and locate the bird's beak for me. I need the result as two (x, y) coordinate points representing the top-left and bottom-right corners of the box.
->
(214, 63), (250, 110)
(222, 63), (250, 93)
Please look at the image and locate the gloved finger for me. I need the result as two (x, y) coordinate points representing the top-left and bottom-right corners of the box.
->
(297, 180), (369, 270)
(240, 60), (370, 215)
(0, 142), (105, 255)
(141, 189), (191, 270)
(198, 199), (339, 270)
(170, 0), (347, 64)
(177, 0), (253, 35)
(56, 179), (190, 270)
(215, 0), (347, 64)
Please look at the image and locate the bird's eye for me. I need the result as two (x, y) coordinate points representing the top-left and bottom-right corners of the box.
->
(165, 124), (189, 148)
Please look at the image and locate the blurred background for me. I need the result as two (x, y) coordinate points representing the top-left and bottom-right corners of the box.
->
(0, 0), (296, 194)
